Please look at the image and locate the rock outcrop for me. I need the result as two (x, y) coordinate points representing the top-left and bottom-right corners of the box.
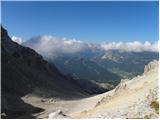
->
(144, 60), (158, 73)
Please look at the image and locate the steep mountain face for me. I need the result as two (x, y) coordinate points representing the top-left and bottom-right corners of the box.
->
(1, 26), (106, 118)
(1, 26), (86, 98)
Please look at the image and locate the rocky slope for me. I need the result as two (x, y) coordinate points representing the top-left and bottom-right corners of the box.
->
(39, 60), (158, 119)
(20, 60), (158, 119)
(1, 26), (106, 118)
(69, 60), (159, 119)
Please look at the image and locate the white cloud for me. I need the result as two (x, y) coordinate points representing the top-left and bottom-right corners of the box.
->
(23, 35), (158, 58)
(23, 35), (89, 57)
(11, 36), (23, 44)
(101, 41), (158, 52)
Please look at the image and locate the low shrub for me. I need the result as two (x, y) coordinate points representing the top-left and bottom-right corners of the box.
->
(150, 100), (159, 114)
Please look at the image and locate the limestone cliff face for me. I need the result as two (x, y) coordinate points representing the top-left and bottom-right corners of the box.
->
(144, 60), (158, 73)
(1, 26), (87, 98)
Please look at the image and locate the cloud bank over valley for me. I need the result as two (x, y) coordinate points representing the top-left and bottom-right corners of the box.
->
(12, 35), (158, 57)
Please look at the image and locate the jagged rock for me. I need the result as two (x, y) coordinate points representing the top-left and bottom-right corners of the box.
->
(144, 60), (158, 73)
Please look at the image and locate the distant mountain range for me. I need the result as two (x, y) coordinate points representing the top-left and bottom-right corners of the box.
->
(24, 38), (158, 85)
(50, 50), (158, 83)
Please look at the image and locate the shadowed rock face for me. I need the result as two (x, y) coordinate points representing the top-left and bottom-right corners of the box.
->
(1, 26), (106, 118)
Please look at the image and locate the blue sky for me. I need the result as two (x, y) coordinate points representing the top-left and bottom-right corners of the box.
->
(1, 1), (158, 43)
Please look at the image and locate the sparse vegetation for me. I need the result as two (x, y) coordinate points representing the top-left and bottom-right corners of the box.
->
(150, 100), (159, 114)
